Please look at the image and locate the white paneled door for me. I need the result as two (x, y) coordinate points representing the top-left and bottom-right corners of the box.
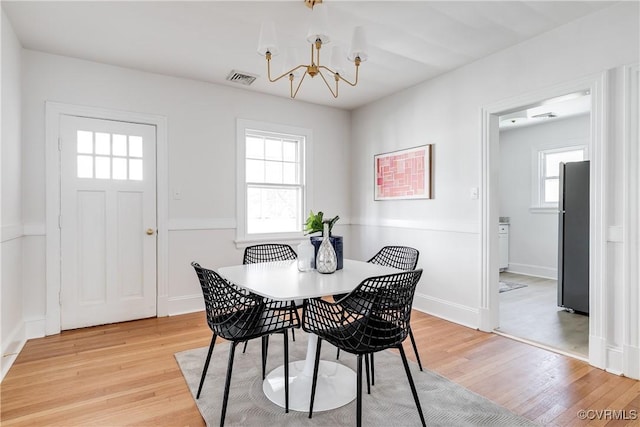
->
(60, 115), (157, 330)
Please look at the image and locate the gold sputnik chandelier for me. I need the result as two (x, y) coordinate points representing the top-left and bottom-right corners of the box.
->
(257, 0), (368, 99)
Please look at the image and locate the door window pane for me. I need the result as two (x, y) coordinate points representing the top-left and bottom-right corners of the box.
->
(95, 133), (111, 155)
(129, 136), (143, 158)
(112, 157), (127, 180)
(129, 158), (143, 180)
(77, 131), (93, 154)
(95, 156), (111, 179)
(77, 155), (93, 178)
(74, 131), (146, 182)
(113, 134), (127, 156)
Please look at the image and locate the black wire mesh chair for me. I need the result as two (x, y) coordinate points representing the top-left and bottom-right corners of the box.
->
(191, 262), (300, 427)
(303, 270), (426, 427)
(242, 244), (299, 352)
(335, 246), (423, 375)
(242, 243), (298, 265)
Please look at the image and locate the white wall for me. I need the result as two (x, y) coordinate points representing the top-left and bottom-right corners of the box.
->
(1, 10), (24, 380)
(349, 0), (639, 375)
(5, 1), (639, 380)
(499, 114), (590, 278)
(21, 50), (351, 319)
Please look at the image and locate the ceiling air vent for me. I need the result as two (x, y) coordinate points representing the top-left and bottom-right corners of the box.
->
(531, 112), (558, 119)
(226, 70), (257, 86)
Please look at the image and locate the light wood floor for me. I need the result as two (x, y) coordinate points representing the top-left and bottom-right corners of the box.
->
(498, 272), (589, 357)
(1, 311), (638, 426)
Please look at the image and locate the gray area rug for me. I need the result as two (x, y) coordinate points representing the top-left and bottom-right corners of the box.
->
(175, 332), (538, 427)
(499, 281), (528, 293)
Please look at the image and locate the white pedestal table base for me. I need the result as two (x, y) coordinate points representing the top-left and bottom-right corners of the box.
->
(263, 360), (356, 412)
(262, 334), (356, 412)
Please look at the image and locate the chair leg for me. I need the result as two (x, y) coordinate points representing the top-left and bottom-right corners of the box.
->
(364, 352), (371, 395)
(335, 308), (349, 361)
(356, 354), (363, 427)
(398, 345), (426, 427)
(242, 341), (248, 354)
(408, 326), (423, 371)
(196, 334), (217, 399)
(370, 353), (375, 386)
(283, 330), (290, 413)
(308, 338), (323, 419)
(220, 342), (238, 427)
(261, 336), (270, 380)
(291, 328), (296, 342)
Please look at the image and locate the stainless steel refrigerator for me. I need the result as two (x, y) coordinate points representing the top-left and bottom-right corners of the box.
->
(557, 160), (589, 314)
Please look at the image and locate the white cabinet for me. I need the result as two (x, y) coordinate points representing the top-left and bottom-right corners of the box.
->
(499, 224), (509, 270)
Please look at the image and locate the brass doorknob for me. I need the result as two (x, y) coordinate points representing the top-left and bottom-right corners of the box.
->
(146, 228), (155, 235)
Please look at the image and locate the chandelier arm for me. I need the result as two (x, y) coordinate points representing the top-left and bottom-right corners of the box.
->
(317, 69), (339, 98)
(267, 58), (307, 83)
(319, 63), (360, 87)
(291, 70), (308, 99)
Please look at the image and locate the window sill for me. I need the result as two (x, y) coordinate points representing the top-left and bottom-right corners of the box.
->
(529, 207), (559, 214)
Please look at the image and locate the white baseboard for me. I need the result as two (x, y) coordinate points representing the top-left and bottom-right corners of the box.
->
(606, 345), (624, 376)
(23, 223), (46, 236)
(506, 262), (557, 279)
(413, 293), (479, 330)
(1, 322), (26, 382)
(589, 334), (607, 370)
(623, 344), (640, 379)
(478, 307), (494, 332)
(1, 223), (23, 243)
(25, 318), (46, 339)
(167, 294), (204, 316)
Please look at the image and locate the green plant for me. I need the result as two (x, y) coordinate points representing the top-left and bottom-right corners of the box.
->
(303, 211), (340, 236)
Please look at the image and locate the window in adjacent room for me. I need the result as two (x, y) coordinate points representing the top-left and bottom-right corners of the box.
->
(534, 145), (586, 208)
(236, 119), (311, 242)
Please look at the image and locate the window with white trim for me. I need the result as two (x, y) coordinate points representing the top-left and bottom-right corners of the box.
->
(236, 120), (311, 242)
(76, 130), (143, 180)
(536, 146), (586, 207)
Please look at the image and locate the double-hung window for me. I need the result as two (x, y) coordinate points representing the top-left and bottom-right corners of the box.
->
(534, 145), (586, 209)
(236, 119), (311, 242)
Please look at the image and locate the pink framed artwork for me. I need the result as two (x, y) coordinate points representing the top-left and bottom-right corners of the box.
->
(374, 145), (433, 200)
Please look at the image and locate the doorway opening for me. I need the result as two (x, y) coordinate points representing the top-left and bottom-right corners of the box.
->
(494, 93), (591, 359)
(480, 72), (610, 369)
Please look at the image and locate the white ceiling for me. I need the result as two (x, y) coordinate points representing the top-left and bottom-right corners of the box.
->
(3, 1), (615, 110)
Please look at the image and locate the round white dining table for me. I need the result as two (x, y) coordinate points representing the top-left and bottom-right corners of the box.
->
(217, 258), (401, 412)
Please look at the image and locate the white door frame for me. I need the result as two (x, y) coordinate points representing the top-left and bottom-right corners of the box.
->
(622, 64), (640, 379)
(478, 71), (609, 370)
(45, 102), (169, 335)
